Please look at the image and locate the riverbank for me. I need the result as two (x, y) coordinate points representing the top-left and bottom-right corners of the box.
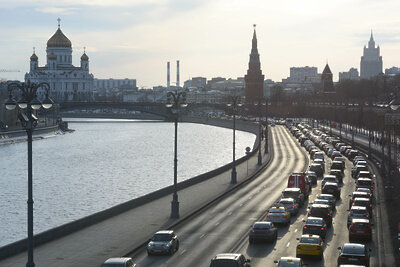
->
(0, 125), (63, 145)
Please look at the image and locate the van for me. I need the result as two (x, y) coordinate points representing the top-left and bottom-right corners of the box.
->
(287, 172), (310, 197)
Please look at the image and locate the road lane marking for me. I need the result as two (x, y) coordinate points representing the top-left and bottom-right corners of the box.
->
(200, 234), (206, 239)
(215, 222), (220, 226)
(286, 242), (290, 248)
(294, 229), (298, 233)
(180, 249), (186, 255)
(228, 211), (232, 216)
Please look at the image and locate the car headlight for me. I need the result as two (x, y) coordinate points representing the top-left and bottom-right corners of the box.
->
(148, 242), (154, 247)
(166, 242), (172, 247)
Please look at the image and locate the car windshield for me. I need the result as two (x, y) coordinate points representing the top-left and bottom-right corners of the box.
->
(151, 234), (172, 241)
(300, 237), (319, 244)
(253, 223), (271, 229)
(283, 192), (299, 198)
(342, 245), (365, 255)
(358, 180), (372, 186)
(306, 219), (323, 225)
(210, 259), (240, 267)
(278, 261), (301, 267)
(354, 200), (369, 206)
(351, 209), (367, 214)
(318, 195), (333, 201)
(270, 209), (285, 213)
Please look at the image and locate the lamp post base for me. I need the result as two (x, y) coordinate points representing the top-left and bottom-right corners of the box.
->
(171, 194), (179, 219)
(231, 169), (237, 184)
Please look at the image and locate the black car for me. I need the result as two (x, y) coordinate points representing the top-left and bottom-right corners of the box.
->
(337, 243), (370, 267)
(309, 163), (323, 177)
(351, 165), (369, 178)
(302, 217), (327, 239)
(308, 204), (332, 227)
(306, 171), (317, 185)
(322, 182), (341, 199)
(331, 161), (345, 173)
(248, 221), (277, 243)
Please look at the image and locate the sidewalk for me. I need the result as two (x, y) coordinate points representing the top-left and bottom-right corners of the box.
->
(0, 129), (272, 267)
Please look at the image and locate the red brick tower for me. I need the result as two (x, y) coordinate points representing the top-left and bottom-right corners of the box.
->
(245, 24), (264, 104)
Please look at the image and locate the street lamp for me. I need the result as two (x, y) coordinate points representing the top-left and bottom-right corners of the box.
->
(166, 90), (187, 219)
(4, 80), (53, 267)
(254, 98), (263, 165)
(227, 96), (242, 184)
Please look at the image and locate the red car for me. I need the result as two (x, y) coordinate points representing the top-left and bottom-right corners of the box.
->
(349, 218), (372, 241)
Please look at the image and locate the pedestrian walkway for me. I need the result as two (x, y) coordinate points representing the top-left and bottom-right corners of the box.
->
(0, 129), (272, 267)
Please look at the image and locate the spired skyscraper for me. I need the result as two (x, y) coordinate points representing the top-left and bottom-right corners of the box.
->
(360, 31), (383, 79)
(245, 25), (264, 104)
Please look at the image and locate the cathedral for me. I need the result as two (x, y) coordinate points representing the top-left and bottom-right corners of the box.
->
(25, 19), (94, 102)
(360, 31), (383, 79)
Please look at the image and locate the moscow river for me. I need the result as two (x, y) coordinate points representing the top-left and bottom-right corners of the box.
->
(0, 119), (255, 247)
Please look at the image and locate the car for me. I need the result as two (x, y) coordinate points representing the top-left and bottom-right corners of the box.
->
(296, 234), (324, 260)
(274, 257), (305, 267)
(349, 191), (371, 208)
(347, 206), (369, 227)
(249, 221), (277, 243)
(267, 206), (291, 225)
(277, 198), (300, 215)
(327, 148), (335, 158)
(347, 150), (360, 160)
(313, 158), (325, 172)
(349, 218), (372, 241)
(356, 178), (374, 193)
(314, 151), (325, 163)
(147, 230), (179, 255)
(210, 253), (251, 267)
(355, 188), (373, 199)
(282, 188), (305, 206)
(322, 182), (341, 199)
(329, 169), (344, 183)
(302, 217), (327, 239)
(333, 156), (346, 166)
(100, 258), (136, 267)
(312, 198), (334, 212)
(331, 150), (342, 159)
(316, 193), (337, 207)
(308, 203), (332, 227)
(305, 171), (317, 185)
(357, 171), (373, 179)
(351, 165), (369, 178)
(337, 243), (370, 267)
(321, 175), (339, 188)
(331, 160), (345, 173)
(355, 160), (368, 167)
(351, 197), (372, 215)
(353, 155), (365, 164)
(309, 163), (324, 177)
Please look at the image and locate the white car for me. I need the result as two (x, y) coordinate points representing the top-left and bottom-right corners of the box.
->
(100, 258), (136, 267)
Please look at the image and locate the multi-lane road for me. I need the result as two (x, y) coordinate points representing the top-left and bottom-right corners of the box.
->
(127, 125), (384, 266)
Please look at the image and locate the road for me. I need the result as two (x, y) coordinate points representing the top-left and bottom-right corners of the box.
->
(128, 125), (382, 266)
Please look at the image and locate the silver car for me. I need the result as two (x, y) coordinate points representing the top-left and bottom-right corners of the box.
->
(100, 258), (136, 267)
(266, 206), (291, 225)
(347, 206), (369, 227)
(277, 198), (300, 215)
(147, 230), (179, 255)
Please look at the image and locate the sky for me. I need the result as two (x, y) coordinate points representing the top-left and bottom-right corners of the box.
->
(1, 0), (400, 88)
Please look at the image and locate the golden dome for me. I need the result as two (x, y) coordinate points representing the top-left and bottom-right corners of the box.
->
(48, 52), (57, 60)
(30, 53), (38, 61)
(81, 53), (89, 61)
(47, 28), (71, 48)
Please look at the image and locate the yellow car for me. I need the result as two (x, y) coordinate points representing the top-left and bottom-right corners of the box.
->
(295, 234), (323, 260)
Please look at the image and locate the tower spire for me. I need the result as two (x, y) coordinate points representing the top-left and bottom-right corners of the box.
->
(57, 17), (61, 29)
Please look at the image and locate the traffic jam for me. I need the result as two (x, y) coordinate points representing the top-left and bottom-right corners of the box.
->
(269, 123), (374, 266)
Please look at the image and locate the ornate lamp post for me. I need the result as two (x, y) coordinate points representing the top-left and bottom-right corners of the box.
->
(4, 80), (53, 267)
(166, 90), (187, 218)
(227, 96), (242, 184)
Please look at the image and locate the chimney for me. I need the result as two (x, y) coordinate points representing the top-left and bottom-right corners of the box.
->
(177, 60), (180, 87)
(167, 61), (170, 88)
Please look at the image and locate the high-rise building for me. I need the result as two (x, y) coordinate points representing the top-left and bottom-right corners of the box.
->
(25, 19), (94, 102)
(339, 68), (359, 81)
(360, 31), (383, 79)
(245, 25), (264, 103)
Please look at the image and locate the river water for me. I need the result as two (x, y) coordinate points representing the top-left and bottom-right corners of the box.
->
(0, 119), (255, 247)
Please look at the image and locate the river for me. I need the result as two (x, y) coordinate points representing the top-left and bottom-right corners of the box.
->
(0, 119), (255, 247)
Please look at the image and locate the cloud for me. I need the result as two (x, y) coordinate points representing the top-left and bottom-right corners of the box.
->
(35, 7), (79, 14)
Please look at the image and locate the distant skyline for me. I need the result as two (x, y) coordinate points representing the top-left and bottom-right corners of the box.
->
(1, 0), (400, 87)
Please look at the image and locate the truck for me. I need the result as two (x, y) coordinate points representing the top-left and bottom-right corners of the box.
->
(287, 172), (310, 197)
